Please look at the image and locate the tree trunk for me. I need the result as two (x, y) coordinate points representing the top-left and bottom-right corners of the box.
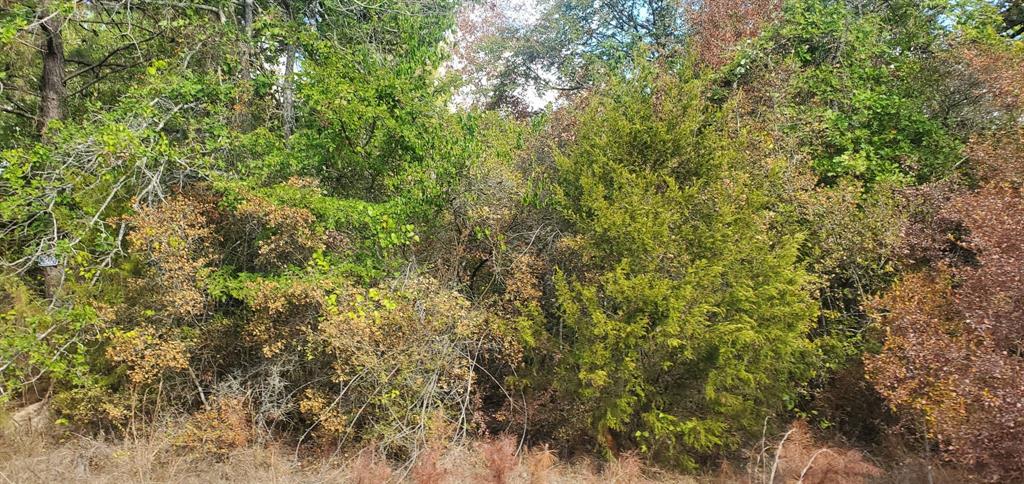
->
(243, 0), (253, 36)
(41, 264), (63, 301)
(37, 1), (66, 136)
(282, 43), (295, 139)
(38, 1), (66, 304)
(236, 0), (255, 129)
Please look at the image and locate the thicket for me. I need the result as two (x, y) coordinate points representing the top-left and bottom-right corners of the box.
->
(1, 0), (1022, 480)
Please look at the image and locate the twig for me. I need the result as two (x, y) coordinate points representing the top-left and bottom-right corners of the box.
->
(768, 428), (795, 484)
(797, 448), (836, 483)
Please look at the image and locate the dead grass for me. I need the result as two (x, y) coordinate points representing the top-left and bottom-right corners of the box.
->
(0, 419), (968, 483)
(769, 421), (882, 484)
(0, 426), (689, 484)
(0, 429), (319, 483)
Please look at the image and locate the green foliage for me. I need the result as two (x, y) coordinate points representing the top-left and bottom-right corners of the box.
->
(0, 0), (476, 429)
(292, 42), (462, 197)
(731, 0), (963, 185)
(799, 181), (902, 369)
(0, 68), (230, 278)
(0, 277), (101, 400)
(0, 4), (30, 45)
(471, 0), (690, 104)
(547, 62), (817, 466)
(947, 0), (1017, 42)
(1, 0), (1021, 476)
(708, 0), (973, 398)
(213, 179), (417, 279)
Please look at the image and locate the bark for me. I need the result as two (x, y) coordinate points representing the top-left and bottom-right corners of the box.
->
(236, 0), (254, 129)
(41, 265), (63, 301)
(244, 0), (253, 37)
(282, 43), (295, 139)
(38, 1), (67, 303)
(279, 0), (296, 139)
(37, 1), (66, 136)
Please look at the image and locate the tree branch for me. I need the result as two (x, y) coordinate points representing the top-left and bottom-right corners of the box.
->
(63, 31), (163, 83)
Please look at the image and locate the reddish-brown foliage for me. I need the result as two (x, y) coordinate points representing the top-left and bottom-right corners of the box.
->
(866, 130), (1024, 480)
(233, 194), (324, 270)
(526, 444), (557, 484)
(688, 0), (782, 69)
(350, 447), (394, 484)
(411, 446), (448, 484)
(961, 45), (1024, 113)
(952, 132), (1024, 355)
(126, 189), (222, 319)
(178, 396), (253, 457)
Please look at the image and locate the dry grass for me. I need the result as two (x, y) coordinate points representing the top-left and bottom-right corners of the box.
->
(0, 426), (689, 484)
(767, 421), (882, 484)
(0, 429), (323, 483)
(0, 418), (968, 483)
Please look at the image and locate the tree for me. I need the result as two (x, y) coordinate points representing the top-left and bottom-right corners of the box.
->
(725, 0), (964, 186)
(459, 0), (692, 110)
(688, 0), (782, 69)
(863, 29), (1023, 472)
(546, 60), (817, 467)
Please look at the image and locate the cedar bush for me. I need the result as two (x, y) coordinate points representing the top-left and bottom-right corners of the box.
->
(546, 61), (818, 467)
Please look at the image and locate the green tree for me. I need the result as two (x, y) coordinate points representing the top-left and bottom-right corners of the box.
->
(727, 0), (963, 185)
(460, 0), (692, 110)
(0, 0), (476, 420)
(548, 60), (817, 467)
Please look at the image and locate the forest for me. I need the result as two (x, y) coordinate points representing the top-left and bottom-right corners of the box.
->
(0, 0), (1022, 482)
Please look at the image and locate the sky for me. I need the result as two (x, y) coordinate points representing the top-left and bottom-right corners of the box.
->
(447, 0), (561, 111)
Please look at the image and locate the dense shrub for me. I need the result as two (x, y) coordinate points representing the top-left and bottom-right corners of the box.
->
(545, 62), (817, 467)
(8, 183), (520, 457)
(3, 0), (1024, 477)
(866, 130), (1024, 480)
